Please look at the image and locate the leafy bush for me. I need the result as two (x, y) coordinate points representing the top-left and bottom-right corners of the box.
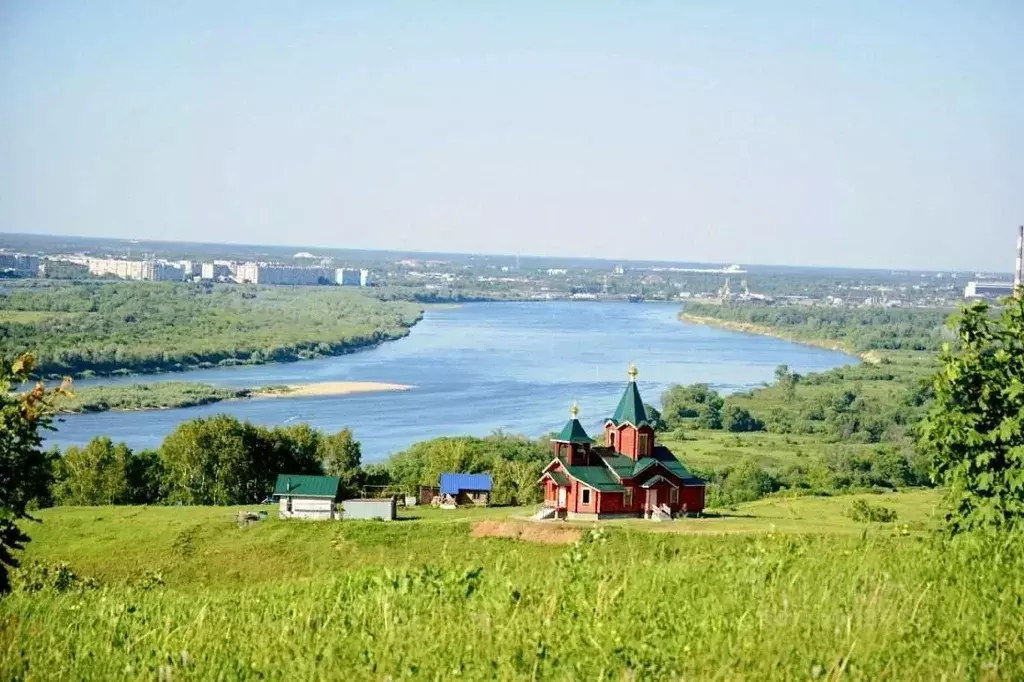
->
(12, 560), (99, 593)
(846, 499), (898, 523)
(722, 405), (765, 432)
(920, 299), (1024, 533)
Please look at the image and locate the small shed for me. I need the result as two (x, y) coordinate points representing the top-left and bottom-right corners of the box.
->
(439, 473), (493, 506)
(274, 474), (340, 520)
(418, 485), (440, 506)
(343, 498), (397, 520)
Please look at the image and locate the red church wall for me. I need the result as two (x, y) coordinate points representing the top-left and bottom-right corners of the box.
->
(681, 485), (706, 514)
(618, 426), (637, 459)
(569, 483), (598, 514)
(543, 480), (557, 506)
(596, 490), (628, 514)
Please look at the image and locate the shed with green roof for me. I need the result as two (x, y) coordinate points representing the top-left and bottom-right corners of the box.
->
(274, 474), (340, 520)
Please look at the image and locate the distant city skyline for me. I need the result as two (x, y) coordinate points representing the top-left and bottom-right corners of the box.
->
(1, 2), (1021, 271)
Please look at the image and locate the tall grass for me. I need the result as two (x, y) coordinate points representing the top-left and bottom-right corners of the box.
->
(2, 508), (1022, 680)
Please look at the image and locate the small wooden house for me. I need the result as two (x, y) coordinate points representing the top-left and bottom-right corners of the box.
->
(274, 474), (340, 520)
(439, 473), (492, 506)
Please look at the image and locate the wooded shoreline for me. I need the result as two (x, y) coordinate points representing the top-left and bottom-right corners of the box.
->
(679, 312), (882, 363)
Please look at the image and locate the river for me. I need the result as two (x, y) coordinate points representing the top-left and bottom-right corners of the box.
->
(49, 302), (853, 461)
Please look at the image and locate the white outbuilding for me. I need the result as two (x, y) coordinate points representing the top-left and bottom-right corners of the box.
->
(274, 474), (340, 520)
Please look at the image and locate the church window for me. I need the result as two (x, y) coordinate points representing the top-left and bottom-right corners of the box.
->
(624, 488), (633, 507)
(669, 487), (679, 505)
(638, 433), (650, 456)
(582, 489), (591, 505)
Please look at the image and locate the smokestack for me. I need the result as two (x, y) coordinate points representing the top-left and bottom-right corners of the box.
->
(1016, 225), (1024, 292)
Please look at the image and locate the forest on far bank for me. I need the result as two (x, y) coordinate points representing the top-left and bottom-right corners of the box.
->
(683, 301), (953, 353)
(0, 281), (423, 377)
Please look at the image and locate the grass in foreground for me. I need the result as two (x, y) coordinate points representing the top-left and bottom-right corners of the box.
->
(4, 490), (1022, 680)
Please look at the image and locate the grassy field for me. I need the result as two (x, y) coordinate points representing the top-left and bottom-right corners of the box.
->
(4, 490), (1022, 680)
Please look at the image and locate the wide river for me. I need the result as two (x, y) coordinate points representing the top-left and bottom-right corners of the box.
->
(49, 302), (853, 462)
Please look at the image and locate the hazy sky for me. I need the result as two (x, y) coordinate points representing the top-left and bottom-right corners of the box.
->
(1, 2), (1021, 270)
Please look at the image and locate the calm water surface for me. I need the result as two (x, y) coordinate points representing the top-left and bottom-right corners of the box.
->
(51, 302), (853, 461)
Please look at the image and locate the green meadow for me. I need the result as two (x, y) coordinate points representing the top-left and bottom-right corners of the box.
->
(3, 490), (1023, 681)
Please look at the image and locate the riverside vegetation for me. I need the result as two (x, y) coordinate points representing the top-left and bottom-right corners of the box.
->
(3, 300), (1024, 679)
(0, 281), (422, 378)
(53, 382), (255, 413)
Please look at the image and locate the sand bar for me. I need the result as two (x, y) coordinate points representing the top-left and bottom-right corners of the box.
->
(254, 381), (412, 399)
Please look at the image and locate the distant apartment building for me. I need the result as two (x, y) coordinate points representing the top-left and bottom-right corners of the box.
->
(233, 262), (333, 285)
(200, 262), (234, 280)
(335, 268), (370, 286)
(85, 257), (187, 281)
(0, 253), (40, 276)
(150, 262), (187, 281)
(964, 281), (1016, 301)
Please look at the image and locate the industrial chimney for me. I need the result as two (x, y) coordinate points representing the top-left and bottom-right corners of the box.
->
(1016, 225), (1024, 292)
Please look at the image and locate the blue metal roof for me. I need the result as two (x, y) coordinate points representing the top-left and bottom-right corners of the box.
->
(440, 473), (493, 495)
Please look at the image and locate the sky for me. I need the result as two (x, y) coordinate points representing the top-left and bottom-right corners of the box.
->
(0, 2), (1021, 271)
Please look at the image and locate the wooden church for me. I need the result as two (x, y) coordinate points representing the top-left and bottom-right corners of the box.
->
(539, 365), (706, 520)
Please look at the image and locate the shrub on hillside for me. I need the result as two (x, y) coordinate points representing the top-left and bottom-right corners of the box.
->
(846, 499), (898, 523)
(722, 405), (765, 433)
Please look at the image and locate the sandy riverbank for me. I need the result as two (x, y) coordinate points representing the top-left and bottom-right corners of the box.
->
(253, 381), (413, 398)
(679, 313), (880, 364)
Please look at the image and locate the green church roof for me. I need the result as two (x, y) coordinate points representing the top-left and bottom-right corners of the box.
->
(557, 457), (625, 492)
(608, 369), (650, 427)
(555, 418), (592, 443)
(542, 470), (569, 486)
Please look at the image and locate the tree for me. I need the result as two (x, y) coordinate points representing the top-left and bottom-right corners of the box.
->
(0, 354), (66, 592)
(125, 449), (164, 504)
(159, 416), (325, 505)
(661, 383), (724, 429)
(52, 438), (163, 506)
(319, 428), (363, 498)
(722, 405), (765, 433)
(774, 364), (801, 401)
(919, 299), (1024, 533)
(53, 437), (130, 505)
(643, 404), (668, 432)
(160, 415), (252, 505)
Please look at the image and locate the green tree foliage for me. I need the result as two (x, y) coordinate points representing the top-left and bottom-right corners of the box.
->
(661, 384), (724, 429)
(643, 404), (667, 431)
(0, 354), (64, 592)
(52, 438), (164, 506)
(685, 303), (950, 353)
(845, 498), (898, 523)
(704, 459), (781, 506)
(54, 438), (129, 505)
(722, 405), (764, 433)
(920, 300), (1024, 533)
(0, 282), (422, 377)
(319, 428), (363, 499)
(383, 433), (551, 506)
(55, 382), (249, 413)
(158, 416), (325, 505)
